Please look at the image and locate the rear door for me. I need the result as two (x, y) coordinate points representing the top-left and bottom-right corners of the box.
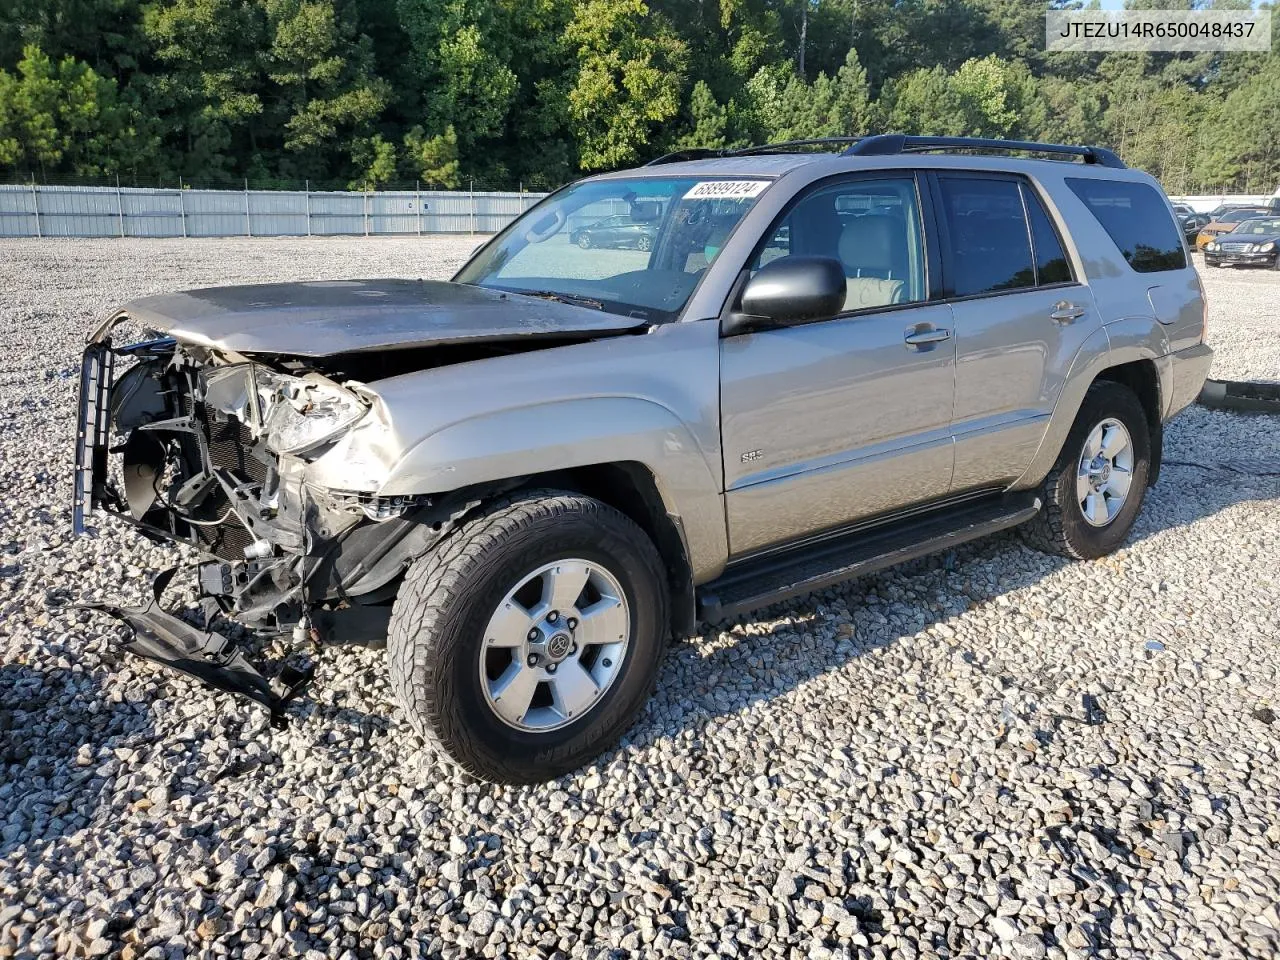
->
(931, 172), (1101, 493)
(719, 172), (957, 556)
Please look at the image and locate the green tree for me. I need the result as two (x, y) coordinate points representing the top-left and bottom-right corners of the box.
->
(349, 132), (396, 188)
(262, 0), (390, 177)
(673, 80), (730, 150)
(885, 54), (1042, 140)
(402, 122), (461, 186)
(565, 0), (688, 170)
(0, 45), (141, 177)
(141, 0), (265, 179)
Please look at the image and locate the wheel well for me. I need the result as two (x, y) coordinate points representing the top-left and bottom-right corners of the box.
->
(507, 463), (697, 641)
(1095, 359), (1163, 485)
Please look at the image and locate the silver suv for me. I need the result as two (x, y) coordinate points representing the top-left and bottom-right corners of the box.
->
(75, 135), (1213, 782)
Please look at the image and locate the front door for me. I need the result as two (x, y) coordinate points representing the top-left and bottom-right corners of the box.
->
(719, 173), (957, 557)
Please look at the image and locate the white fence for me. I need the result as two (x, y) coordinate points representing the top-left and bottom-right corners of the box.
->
(1169, 193), (1280, 214)
(0, 184), (549, 238)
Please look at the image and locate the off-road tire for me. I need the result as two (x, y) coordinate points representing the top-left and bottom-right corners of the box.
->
(1021, 381), (1151, 560)
(387, 490), (668, 784)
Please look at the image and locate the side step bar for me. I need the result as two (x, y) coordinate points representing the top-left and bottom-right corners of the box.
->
(697, 493), (1041, 623)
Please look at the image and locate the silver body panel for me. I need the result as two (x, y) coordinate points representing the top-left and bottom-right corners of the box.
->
(89, 150), (1212, 594)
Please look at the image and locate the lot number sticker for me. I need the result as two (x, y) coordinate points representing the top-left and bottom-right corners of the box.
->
(683, 180), (770, 200)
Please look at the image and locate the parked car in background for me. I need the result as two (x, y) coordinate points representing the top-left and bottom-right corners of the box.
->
(1203, 217), (1280, 269)
(1195, 206), (1275, 249)
(1172, 204), (1210, 243)
(75, 134), (1212, 783)
(569, 215), (657, 250)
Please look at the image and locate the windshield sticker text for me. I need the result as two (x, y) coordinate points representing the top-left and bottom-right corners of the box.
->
(683, 180), (770, 201)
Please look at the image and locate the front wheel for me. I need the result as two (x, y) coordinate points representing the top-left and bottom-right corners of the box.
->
(577, 234), (592, 249)
(387, 491), (669, 783)
(637, 234), (652, 252)
(1022, 381), (1151, 560)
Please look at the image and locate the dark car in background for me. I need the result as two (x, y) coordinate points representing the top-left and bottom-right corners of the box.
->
(569, 215), (657, 250)
(1172, 204), (1210, 243)
(1204, 217), (1280, 269)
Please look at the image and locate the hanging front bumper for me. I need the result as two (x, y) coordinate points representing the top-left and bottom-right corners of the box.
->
(78, 569), (314, 729)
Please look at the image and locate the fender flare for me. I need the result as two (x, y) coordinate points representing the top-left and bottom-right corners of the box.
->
(376, 396), (728, 582)
(1011, 319), (1168, 490)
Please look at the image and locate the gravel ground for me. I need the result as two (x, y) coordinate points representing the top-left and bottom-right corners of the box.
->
(2, 238), (1278, 960)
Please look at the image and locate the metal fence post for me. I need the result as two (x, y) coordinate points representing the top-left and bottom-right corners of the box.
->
(178, 176), (187, 238)
(469, 179), (475, 236)
(116, 174), (125, 238)
(29, 177), (41, 238)
(416, 180), (422, 236)
(244, 178), (251, 237)
(305, 180), (311, 237)
(364, 189), (370, 237)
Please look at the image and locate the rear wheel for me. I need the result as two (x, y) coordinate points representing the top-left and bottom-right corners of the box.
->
(387, 490), (668, 783)
(577, 234), (592, 249)
(1022, 381), (1151, 560)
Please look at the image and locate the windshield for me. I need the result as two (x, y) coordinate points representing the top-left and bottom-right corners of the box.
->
(1229, 218), (1280, 235)
(1217, 209), (1267, 223)
(455, 176), (772, 321)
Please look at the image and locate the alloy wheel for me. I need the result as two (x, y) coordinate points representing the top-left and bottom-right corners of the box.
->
(1076, 418), (1135, 527)
(478, 559), (629, 732)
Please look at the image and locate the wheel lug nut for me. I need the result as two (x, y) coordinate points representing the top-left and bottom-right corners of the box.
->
(527, 654), (539, 667)
(548, 610), (559, 623)
(567, 618), (578, 630)
(528, 628), (539, 641)
(546, 663), (557, 674)
(569, 643), (578, 655)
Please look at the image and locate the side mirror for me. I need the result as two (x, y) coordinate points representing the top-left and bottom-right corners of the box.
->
(724, 256), (847, 336)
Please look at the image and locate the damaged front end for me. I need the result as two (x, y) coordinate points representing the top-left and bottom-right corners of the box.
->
(74, 325), (452, 723)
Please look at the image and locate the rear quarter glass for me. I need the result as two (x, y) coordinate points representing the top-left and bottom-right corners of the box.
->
(1064, 178), (1186, 274)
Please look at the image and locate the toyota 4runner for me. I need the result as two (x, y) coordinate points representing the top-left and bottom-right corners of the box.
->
(74, 135), (1213, 783)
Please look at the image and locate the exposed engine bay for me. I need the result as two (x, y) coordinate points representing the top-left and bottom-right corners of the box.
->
(76, 335), (463, 635)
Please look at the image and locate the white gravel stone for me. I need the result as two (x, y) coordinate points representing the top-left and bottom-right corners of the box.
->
(1, 237), (1278, 960)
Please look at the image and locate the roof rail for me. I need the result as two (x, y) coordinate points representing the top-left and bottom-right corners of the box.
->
(646, 137), (869, 166)
(646, 148), (726, 166)
(844, 134), (1126, 169)
(730, 137), (867, 156)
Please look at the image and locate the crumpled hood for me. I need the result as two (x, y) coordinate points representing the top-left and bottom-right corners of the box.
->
(105, 279), (646, 356)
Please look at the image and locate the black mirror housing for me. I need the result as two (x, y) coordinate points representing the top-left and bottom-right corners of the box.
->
(726, 256), (846, 335)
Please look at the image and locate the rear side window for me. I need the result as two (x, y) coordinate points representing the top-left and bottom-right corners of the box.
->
(1065, 178), (1186, 273)
(937, 177), (1035, 296)
(1021, 184), (1073, 284)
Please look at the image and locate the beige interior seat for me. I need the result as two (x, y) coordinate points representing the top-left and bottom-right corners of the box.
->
(837, 214), (906, 311)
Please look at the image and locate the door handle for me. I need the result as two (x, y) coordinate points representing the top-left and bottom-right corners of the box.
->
(1050, 301), (1086, 323)
(903, 327), (952, 348)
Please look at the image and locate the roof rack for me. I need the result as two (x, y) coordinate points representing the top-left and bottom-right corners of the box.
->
(731, 137), (866, 157)
(843, 134), (1126, 168)
(645, 148), (726, 166)
(646, 137), (869, 166)
(646, 134), (1126, 169)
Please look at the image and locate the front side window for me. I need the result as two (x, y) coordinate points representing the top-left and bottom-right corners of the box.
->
(456, 176), (771, 321)
(1065, 178), (1187, 273)
(938, 177), (1035, 296)
(751, 176), (927, 312)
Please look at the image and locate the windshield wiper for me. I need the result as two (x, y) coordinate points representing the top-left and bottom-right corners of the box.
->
(514, 289), (604, 310)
